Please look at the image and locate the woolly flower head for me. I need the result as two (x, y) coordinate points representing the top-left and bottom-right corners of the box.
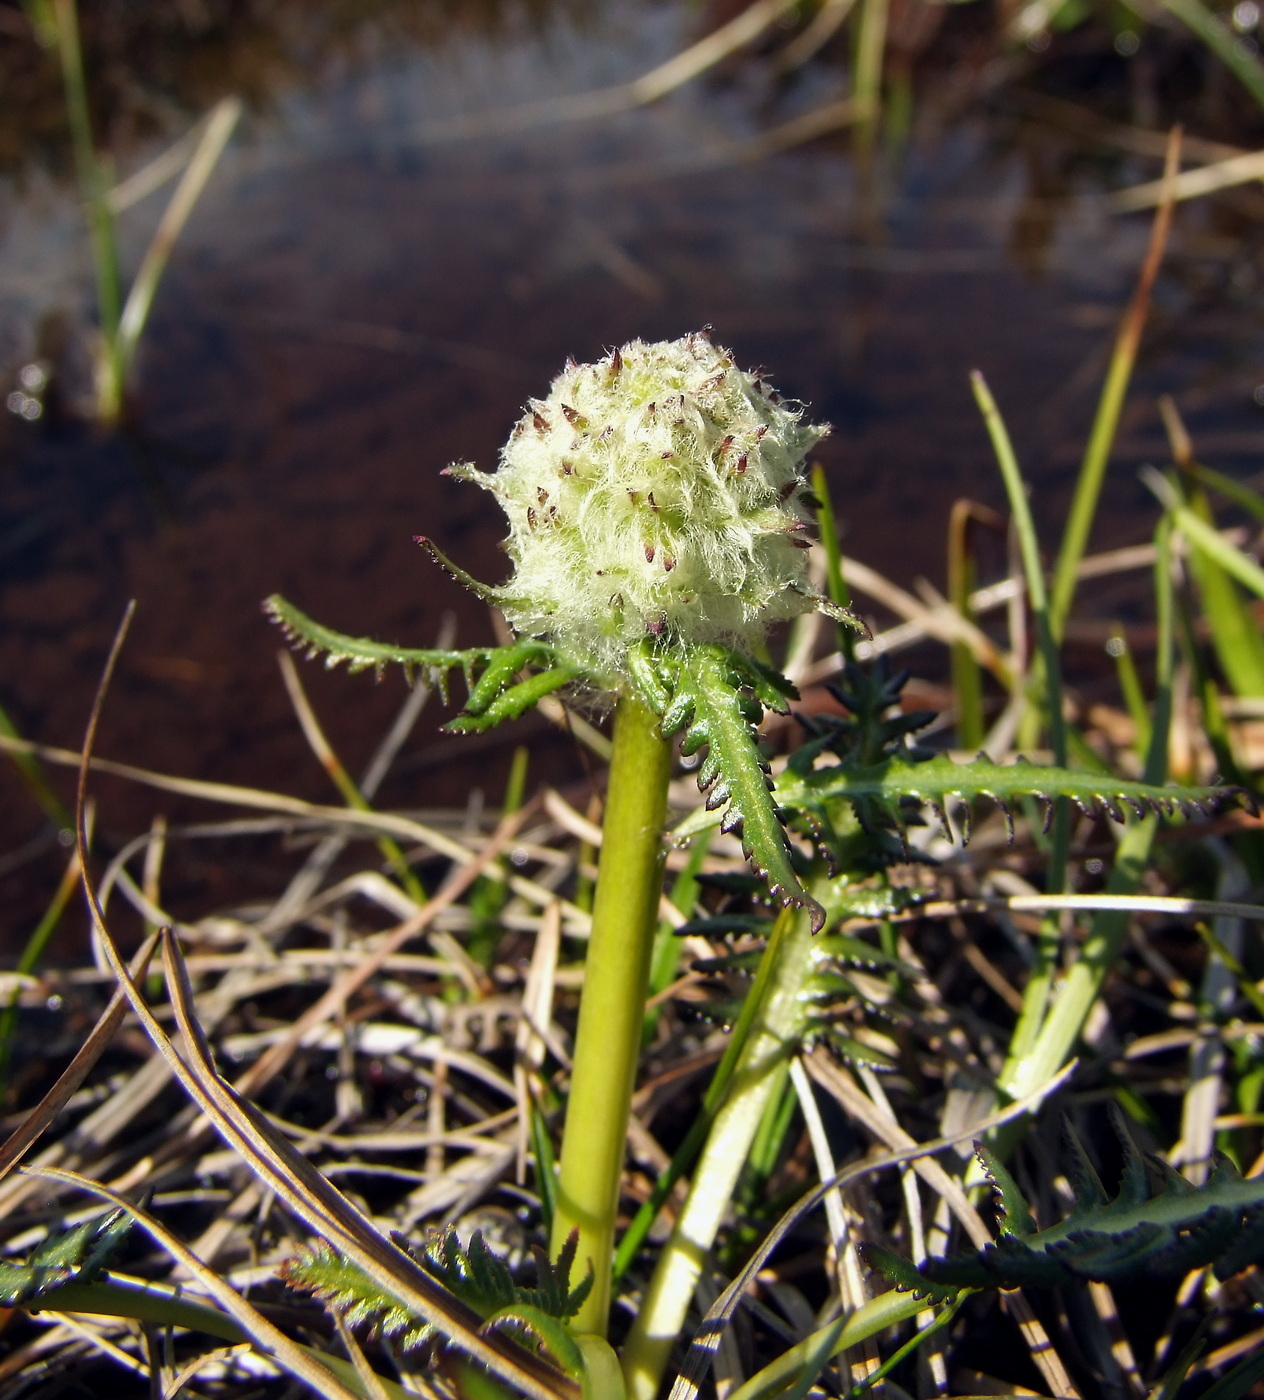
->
(448, 332), (844, 684)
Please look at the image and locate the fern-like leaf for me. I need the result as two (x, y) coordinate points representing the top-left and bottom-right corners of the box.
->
(778, 751), (1248, 855)
(283, 1227), (593, 1355)
(865, 1109), (1264, 1292)
(265, 594), (576, 727)
(264, 593), (495, 697)
(664, 644), (824, 933)
(2, 1209), (132, 1307)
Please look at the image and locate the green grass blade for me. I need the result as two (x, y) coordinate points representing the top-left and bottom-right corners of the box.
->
(969, 371), (1070, 926)
(948, 500), (998, 752)
(1178, 459), (1264, 527)
(1048, 131), (1179, 640)
(811, 464), (856, 661)
(50, 0), (125, 421)
(1165, 497), (1264, 602)
(1182, 489), (1264, 697)
(1144, 0), (1264, 110)
(1108, 627), (1152, 760)
(115, 97), (242, 380)
(0, 699), (69, 829)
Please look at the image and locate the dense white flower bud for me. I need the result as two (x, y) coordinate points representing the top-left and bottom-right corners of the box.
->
(448, 332), (842, 684)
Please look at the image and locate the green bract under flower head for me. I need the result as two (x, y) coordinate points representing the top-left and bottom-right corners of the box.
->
(448, 331), (847, 684)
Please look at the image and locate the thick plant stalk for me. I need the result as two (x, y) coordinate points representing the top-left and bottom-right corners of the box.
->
(550, 694), (673, 1336)
(621, 901), (817, 1400)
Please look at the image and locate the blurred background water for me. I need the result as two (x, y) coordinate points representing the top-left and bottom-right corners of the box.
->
(3, 0), (1264, 931)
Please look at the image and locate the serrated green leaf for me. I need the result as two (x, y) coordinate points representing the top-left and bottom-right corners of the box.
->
(669, 645), (824, 932)
(0, 1209), (133, 1307)
(975, 1142), (1035, 1238)
(859, 1243), (961, 1302)
(778, 751), (1245, 850)
(884, 1115), (1264, 1293)
(264, 593), (495, 695)
(281, 1242), (435, 1352)
(444, 665), (579, 733)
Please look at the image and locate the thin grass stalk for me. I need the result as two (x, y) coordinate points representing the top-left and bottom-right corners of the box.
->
(0, 930), (157, 1181)
(28, 1171), (418, 1400)
(50, 0), (124, 422)
(947, 500), (999, 751)
(549, 694), (673, 1337)
(1142, 0), (1264, 109)
(279, 651), (426, 902)
(969, 375), (1067, 781)
(0, 699), (70, 828)
(644, 828), (710, 1041)
(1183, 487), (1264, 696)
(114, 97), (241, 382)
(1048, 128), (1181, 640)
(0, 848), (81, 1092)
(1001, 518), (1174, 1105)
(852, 0), (890, 153)
(812, 464), (858, 662)
(621, 901), (818, 1400)
(970, 370), (1070, 1080)
(31, 1169), (364, 1400)
(1109, 626), (1152, 759)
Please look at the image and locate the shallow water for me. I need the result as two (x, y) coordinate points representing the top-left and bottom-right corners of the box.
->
(3, 0), (1264, 937)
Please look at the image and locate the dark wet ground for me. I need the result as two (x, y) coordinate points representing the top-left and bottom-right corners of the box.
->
(4, 0), (1264, 946)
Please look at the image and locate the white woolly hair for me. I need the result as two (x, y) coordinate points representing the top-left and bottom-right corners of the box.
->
(448, 332), (837, 683)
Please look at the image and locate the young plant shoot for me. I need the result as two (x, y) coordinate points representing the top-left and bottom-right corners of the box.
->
(270, 330), (862, 1338)
(263, 334), (1240, 1393)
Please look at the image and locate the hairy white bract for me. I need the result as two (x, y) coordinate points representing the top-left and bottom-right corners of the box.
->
(448, 332), (842, 683)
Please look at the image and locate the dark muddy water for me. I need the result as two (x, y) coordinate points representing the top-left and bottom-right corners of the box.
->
(4, 0), (1264, 938)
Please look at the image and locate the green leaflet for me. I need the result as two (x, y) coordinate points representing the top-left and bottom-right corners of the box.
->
(865, 1110), (1264, 1292)
(1, 1208), (132, 1307)
(679, 883), (911, 1072)
(264, 594), (574, 721)
(281, 1226), (593, 1355)
(265, 593), (496, 693)
(444, 663), (580, 734)
(662, 644), (825, 934)
(280, 1244), (435, 1353)
(778, 750), (1246, 855)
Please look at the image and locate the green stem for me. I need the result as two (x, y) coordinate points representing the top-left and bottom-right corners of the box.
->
(550, 694), (673, 1337)
(621, 901), (817, 1400)
(51, 0), (124, 423)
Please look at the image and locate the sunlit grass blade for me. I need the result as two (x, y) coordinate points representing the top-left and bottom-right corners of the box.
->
(1182, 487), (1264, 697)
(852, 0), (890, 152)
(1142, 0), (1264, 110)
(50, 0), (123, 420)
(0, 699), (70, 830)
(947, 500), (1002, 751)
(811, 463), (857, 661)
(1001, 518), (1175, 1107)
(114, 96), (242, 384)
(1049, 127), (1180, 640)
(278, 650), (426, 903)
(1107, 626), (1152, 760)
(1143, 467), (1264, 602)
